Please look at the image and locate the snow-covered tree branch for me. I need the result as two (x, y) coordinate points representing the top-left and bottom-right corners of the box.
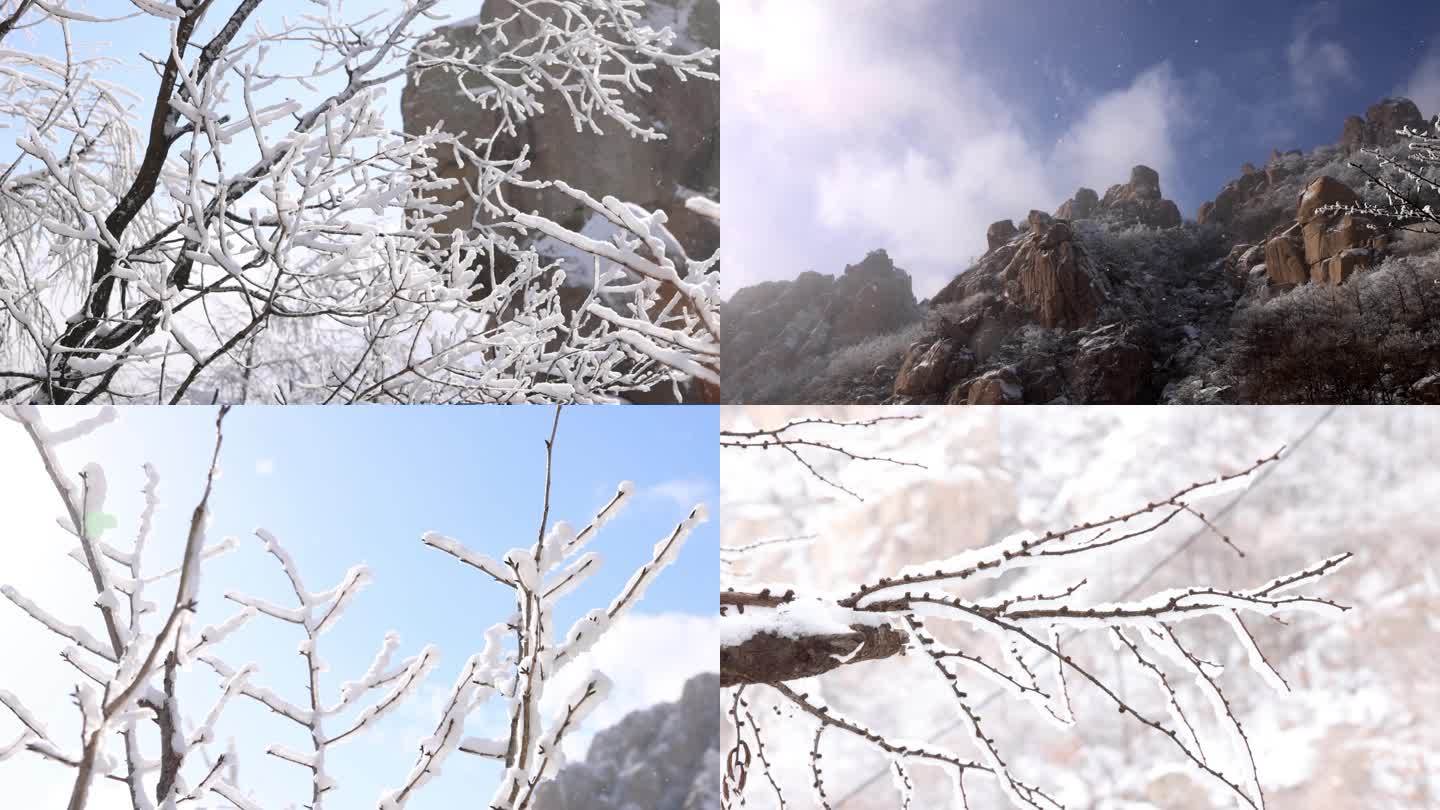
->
(0, 404), (707, 808)
(1324, 114), (1440, 232)
(721, 415), (1354, 810)
(0, 0), (718, 404)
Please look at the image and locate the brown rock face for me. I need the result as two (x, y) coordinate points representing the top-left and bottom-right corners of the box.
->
(1318, 249), (1371, 284)
(1297, 176), (1360, 223)
(892, 339), (973, 398)
(722, 250), (921, 402)
(402, 0), (719, 259)
(1263, 225), (1308, 286)
(986, 219), (1018, 252)
(1055, 187), (1099, 220)
(1223, 243), (1266, 290)
(1018, 219), (1099, 329)
(1339, 97), (1426, 153)
(1067, 324), (1152, 404)
(1055, 164), (1183, 228)
(966, 367), (1023, 404)
(1260, 177), (1385, 289)
(829, 251), (924, 347)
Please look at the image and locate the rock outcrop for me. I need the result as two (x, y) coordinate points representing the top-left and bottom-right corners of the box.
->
(722, 250), (921, 401)
(1056, 165), (1181, 229)
(933, 210), (1102, 332)
(964, 367), (1023, 405)
(1339, 97), (1426, 153)
(1261, 176), (1385, 288)
(893, 339), (973, 398)
(986, 219), (1019, 252)
(1055, 186), (1099, 221)
(402, 0), (719, 261)
(1198, 97), (1431, 245)
(533, 673), (718, 810)
(1066, 324), (1153, 404)
(730, 95), (1440, 405)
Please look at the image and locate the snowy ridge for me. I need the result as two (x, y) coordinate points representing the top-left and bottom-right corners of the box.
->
(533, 672), (719, 810)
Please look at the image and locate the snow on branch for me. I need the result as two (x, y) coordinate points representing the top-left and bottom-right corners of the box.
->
(720, 415), (926, 501)
(215, 531), (436, 809)
(1, 403), (699, 809)
(0, 404), (234, 810)
(381, 405), (707, 810)
(721, 451), (1352, 810)
(1322, 115), (1440, 232)
(0, 0), (719, 404)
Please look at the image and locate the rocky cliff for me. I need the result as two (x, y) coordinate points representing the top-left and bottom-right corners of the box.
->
(725, 96), (1440, 405)
(533, 672), (719, 810)
(402, 0), (719, 265)
(401, 1), (719, 403)
(722, 250), (922, 402)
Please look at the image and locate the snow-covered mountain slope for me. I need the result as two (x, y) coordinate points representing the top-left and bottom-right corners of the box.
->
(534, 672), (719, 810)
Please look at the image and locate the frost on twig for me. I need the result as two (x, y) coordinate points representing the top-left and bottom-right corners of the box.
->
(721, 446), (1353, 810)
(380, 406), (708, 810)
(208, 531), (437, 809)
(0, 404), (237, 810)
(1321, 115), (1440, 232)
(720, 415), (926, 501)
(0, 0), (719, 404)
(1, 403), (704, 809)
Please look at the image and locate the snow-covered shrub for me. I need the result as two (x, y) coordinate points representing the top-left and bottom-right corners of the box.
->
(0, 405), (705, 809)
(1228, 253), (1440, 403)
(821, 322), (925, 382)
(0, 1), (718, 404)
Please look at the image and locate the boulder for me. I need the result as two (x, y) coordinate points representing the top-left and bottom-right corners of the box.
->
(986, 219), (1018, 252)
(829, 250), (923, 347)
(1263, 225), (1308, 286)
(966, 367), (1024, 405)
(1316, 249), (1372, 285)
(1411, 373), (1440, 404)
(1055, 187), (1099, 220)
(893, 339), (972, 398)
(1297, 176), (1359, 224)
(1067, 324), (1152, 404)
(1096, 165), (1182, 228)
(402, 0), (720, 259)
(1302, 213), (1378, 267)
(1222, 243), (1265, 290)
(1018, 223), (1098, 329)
(1125, 164), (1162, 200)
(1339, 97), (1426, 153)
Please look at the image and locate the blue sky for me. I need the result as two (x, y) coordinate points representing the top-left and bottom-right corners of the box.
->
(0, 0), (482, 173)
(725, 0), (1440, 296)
(0, 404), (717, 808)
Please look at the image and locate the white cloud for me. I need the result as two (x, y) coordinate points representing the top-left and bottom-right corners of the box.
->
(814, 63), (1192, 295)
(541, 612), (717, 757)
(1052, 63), (1188, 198)
(727, 0), (1198, 297)
(1404, 44), (1440, 118)
(255, 458), (274, 475)
(644, 477), (712, 511)
(1286, 3), (1356, 113)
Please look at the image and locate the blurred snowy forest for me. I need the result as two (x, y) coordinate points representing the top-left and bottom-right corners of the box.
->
(720, 405), (1439, 809)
